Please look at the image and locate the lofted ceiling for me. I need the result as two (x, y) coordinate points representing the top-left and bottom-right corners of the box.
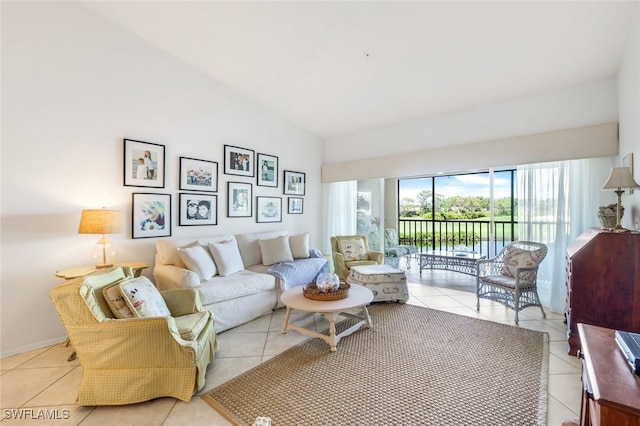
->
(84, 1), (637, 139)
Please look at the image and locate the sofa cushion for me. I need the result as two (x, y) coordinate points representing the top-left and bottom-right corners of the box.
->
(173, 311), (209, 340)
(177, 245), (217, 281)
(258, 235), (294, 266)
(236, 231), (289, 267)
(208, 240), (244, 276)
(289, 233), (310, 259)
(197, 270), (277, 305)
(119, 276), (171, 318)
(337, 237), (368, 261)
(103, 283), (135, 319)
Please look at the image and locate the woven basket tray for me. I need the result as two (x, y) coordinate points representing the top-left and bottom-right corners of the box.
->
(303, 282), (350, 301)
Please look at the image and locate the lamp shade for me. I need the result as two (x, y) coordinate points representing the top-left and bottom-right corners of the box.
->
(602, 167), (640, 191)
(78, 209), (124, 235)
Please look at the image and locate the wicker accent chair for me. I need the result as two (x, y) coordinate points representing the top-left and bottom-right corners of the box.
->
(49, 267), (218, 406)
(476, 241), (548, 324)
(331, 235), (384, 280)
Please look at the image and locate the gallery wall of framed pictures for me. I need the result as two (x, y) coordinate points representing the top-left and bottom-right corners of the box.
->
(123, 138), (308, 238)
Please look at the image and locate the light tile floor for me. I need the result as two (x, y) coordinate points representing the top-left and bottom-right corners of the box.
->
(0, 267), (582, 425)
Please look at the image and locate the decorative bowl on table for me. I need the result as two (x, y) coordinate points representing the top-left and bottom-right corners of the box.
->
(453, 244), (470, 256)
(303, 273), (350, 301)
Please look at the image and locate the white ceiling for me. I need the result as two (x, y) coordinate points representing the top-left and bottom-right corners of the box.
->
(85, 1), (637, 139)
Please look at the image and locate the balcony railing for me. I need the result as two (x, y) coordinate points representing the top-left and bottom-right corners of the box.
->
(398, 218), (518, 256)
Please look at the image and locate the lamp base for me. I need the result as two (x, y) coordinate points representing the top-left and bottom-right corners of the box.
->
(96, 263), (114, 269)
(610, 225), (630, 233)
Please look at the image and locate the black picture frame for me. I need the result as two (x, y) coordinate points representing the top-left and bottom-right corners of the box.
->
(178, 193), (217, 226)
(227, 181), (252, 218)
(224, 145), (255, 177)
(288, 197), (303, 214)
(132, 193), (171, 239)
(124, 139), (166, 188)
(257, 153), (279, 187)
(256, 196), (282, 223)
(283, 170), (306, 195)
(179, 157), (218, 193)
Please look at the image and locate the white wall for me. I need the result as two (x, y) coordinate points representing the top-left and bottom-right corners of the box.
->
(1, 3), (323, 356)
(618, 6), (640, 230)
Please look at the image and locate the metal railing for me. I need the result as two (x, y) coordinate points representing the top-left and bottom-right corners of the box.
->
(397, 218), (518, 256)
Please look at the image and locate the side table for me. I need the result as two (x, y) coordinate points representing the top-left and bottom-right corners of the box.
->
(55, 261), (149, 280)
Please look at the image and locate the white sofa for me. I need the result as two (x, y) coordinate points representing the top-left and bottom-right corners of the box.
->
(153, 230), (327, 332)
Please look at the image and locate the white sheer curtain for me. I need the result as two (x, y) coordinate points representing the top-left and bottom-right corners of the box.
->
(517, 157), (611, 313)
(322, 181), (357, 257)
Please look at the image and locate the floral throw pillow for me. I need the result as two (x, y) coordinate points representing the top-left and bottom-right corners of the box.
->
(338, 237), (368, 261)
(501, 246), (542, 281)
(119, 277), (171, 318)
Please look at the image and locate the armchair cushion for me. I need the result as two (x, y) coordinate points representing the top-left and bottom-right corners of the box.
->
(174, 311), (210, 340)
(258, 235), (294, 266)
(120, 277), (171, 318)
(336, 236), (368, 261)
(177, 245), (217, 281)
(500, 246), (542, 280)
(103, 283), (135, 319)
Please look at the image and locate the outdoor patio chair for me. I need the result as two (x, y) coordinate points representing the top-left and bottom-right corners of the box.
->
(476, 241), (547, 324)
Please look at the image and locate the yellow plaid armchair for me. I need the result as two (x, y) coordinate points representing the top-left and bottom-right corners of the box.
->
(49, 267), (218, 406)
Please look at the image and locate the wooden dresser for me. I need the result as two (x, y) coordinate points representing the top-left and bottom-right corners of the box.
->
(578, 323), (640, 426)
(566, 228), (640, 356)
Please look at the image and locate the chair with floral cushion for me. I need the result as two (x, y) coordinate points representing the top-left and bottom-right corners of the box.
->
(476, 241), (547, 324)
(330, 235), (384, 280)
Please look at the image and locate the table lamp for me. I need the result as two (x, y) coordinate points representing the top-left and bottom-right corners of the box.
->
(78, 208), (124, 268)
(602, 167), (640, 232)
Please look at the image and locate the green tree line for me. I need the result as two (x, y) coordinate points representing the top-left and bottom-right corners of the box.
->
(400, 190), (515, 220)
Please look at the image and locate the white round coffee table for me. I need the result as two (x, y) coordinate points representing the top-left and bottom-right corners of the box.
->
(280, 283), (374, 352)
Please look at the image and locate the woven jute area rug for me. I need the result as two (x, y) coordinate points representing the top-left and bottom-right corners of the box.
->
(203, 303), (549, 426)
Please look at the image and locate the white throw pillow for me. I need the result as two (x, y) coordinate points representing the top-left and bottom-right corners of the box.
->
(208, 239), (245, 276)
(177, 245), (217, 281)
(258, 235), (294, 266)
(119, 277), (171, 318)
(289, 233), (310, 259)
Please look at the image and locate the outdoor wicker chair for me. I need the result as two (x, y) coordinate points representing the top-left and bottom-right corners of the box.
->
(476, 241), (547, 324)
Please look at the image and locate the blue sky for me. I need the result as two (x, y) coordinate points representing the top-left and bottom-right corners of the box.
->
(399, 171), (514, 201)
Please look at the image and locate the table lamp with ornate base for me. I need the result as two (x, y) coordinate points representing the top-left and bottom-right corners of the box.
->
(602, 167), (640, 233)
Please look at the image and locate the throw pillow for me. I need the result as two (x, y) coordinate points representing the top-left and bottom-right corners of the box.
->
(289, 233), (310, 259)
(337, 237), (368, 261)
(208, 239), (245, 276)
(119, 276), (171, 318)
(501, 246), (541, 279)
(258, 235), (294, 266)
(177, 244), (217, 281)
(103, 283), (135, 319)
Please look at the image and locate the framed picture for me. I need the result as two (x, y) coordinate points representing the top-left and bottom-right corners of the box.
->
(283, 170), (306, 195)
(124, 139), (165, 188)
(132, 193), (171, 239)
(179, 157), (218, 192)
(224, 145), (254, 177)
(179, 193), (217, 226)
(257, 153), (278, 187)
(624, 153), (634, 195)
(288, 197), (303, 214)
(256, 197), (282, 223)
(227, 181), (252, 218)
